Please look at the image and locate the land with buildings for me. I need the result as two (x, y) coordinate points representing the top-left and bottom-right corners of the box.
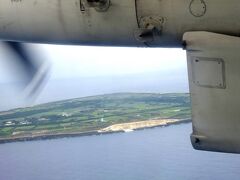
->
(0, 93), (191, 143)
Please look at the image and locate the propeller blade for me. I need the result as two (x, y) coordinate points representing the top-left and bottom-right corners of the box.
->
(4, 42), (50, 99)
(5, 42), (37, 81)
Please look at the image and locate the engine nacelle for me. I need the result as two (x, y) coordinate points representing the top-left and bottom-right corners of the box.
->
(0, 0), (239, 47)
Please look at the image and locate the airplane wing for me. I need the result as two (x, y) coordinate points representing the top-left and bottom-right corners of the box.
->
(183, 31), (240, 153)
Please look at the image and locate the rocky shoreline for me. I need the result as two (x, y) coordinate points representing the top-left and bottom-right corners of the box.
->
(0, 119), (191, 144)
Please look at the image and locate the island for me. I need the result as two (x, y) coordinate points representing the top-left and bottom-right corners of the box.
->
(0, 93), (191, 143)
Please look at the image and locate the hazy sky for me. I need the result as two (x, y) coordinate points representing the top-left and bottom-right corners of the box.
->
(41, 45), (187, 79)
(0, 44), (187, 82)
(0, 44), (188, 110)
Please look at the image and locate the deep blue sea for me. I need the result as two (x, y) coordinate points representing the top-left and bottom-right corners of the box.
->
(0, 123), (239, 180)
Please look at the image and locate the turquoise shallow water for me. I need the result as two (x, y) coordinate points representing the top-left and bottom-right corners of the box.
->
(0, 123), (239, 180)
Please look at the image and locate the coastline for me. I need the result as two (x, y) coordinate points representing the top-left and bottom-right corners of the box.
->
(0, 119), (191, 144)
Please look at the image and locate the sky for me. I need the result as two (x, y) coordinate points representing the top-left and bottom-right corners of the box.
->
(41, 45), (187, 80)
(0, 44), (188, 110)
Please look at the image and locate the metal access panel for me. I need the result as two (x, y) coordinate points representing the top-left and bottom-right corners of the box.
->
(191, 57), (225, 89)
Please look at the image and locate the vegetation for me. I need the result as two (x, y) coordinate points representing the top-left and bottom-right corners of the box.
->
(0, 93), (191, 138)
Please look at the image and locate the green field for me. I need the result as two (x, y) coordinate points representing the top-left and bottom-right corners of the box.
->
(0, 93), (191, 138)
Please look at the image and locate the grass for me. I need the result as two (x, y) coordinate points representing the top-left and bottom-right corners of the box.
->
(0, 93), (191, 138)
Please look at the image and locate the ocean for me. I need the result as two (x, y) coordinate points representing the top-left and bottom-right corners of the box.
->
(0, 123), (239, 180)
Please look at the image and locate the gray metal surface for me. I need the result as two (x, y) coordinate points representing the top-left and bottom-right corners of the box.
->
(0, 0), (240, 46)
(184, 31), (240, 153)
(191, 57), (225, 89)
